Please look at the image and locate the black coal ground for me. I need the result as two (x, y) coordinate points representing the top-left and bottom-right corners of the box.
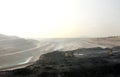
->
(0, 47), (120, 77)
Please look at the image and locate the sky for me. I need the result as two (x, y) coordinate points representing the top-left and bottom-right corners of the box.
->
(0, 0), (120, 38)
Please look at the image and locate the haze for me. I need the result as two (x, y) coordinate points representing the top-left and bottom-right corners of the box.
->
(0, 0), (120, 38)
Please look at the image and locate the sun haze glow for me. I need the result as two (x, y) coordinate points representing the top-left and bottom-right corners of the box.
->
(0, 0), (120, 38)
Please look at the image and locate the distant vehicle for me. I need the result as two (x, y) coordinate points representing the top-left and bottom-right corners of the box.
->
(107, 49), (113, 56)
(64, 52), (74, 57)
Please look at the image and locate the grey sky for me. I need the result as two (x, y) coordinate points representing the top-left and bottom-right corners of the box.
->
(0, 0), (120, 38)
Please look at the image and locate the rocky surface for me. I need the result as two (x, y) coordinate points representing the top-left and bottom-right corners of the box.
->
(0, 47), (120, 77)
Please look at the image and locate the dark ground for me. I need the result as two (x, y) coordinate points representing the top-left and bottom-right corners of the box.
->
(0, 47), (120, 77)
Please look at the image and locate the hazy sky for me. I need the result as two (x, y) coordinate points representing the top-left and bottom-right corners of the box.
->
(0, 0), (120, 38)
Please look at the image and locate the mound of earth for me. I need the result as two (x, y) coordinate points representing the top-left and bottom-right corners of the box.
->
(0, 47), (120, 77)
